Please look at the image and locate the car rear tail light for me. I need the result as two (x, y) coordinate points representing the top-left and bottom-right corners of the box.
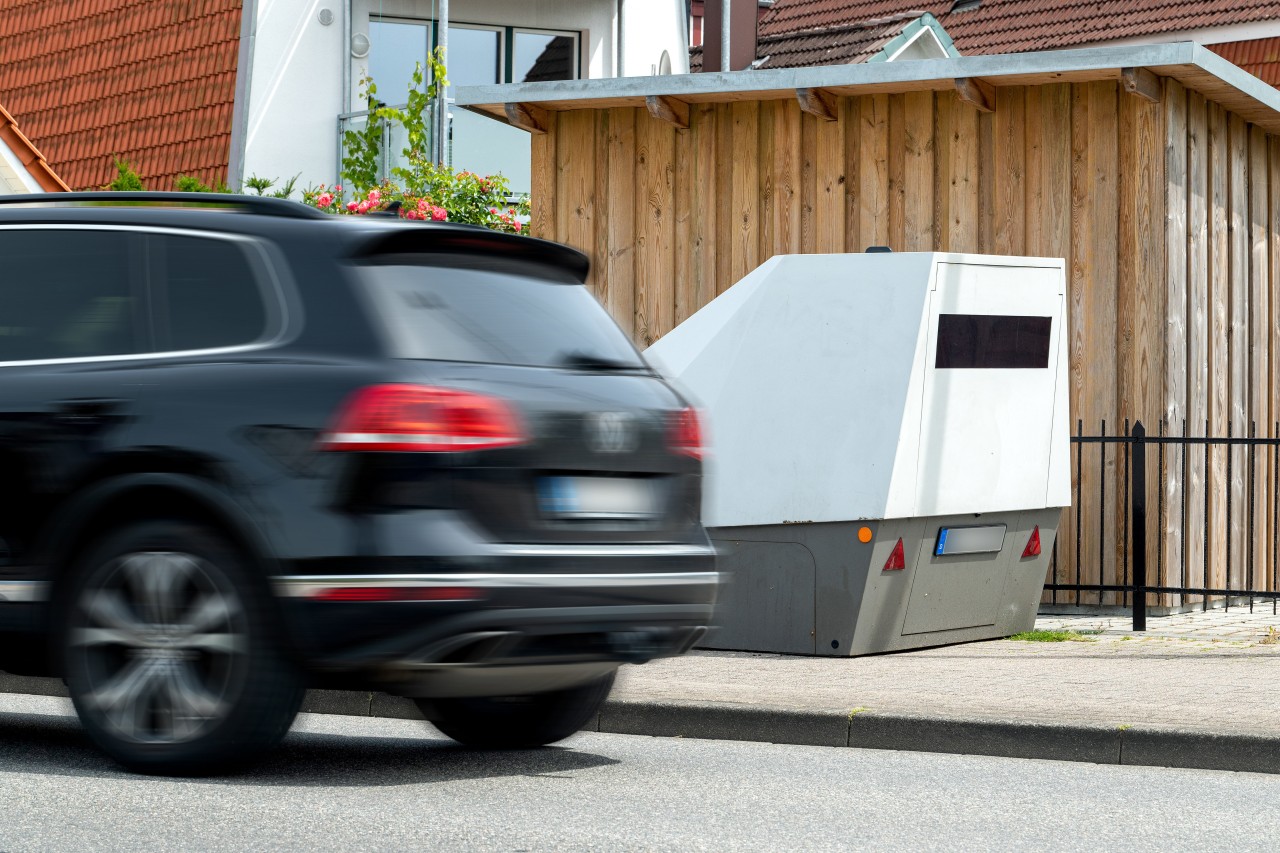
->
(1022, 526), (1042, 558)
(883, 538), (906, 571)
(311, 586), (482, 603)
(669, 407), (704, 459)
(319, 384), (526, 453)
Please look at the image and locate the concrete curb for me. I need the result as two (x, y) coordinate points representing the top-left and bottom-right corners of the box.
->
(3, 675), (1274, 774)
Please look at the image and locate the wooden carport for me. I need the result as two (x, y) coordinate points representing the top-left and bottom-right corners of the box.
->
(458, 42), (1280, 608)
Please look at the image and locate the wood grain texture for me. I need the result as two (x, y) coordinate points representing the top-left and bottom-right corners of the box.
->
(948, 92), (980, 252)
(888, 94), (907, 252)
(1248, 125), (1270, 594)
(859, 94), (890, 251)
(1270, 137), (1280, 592)
(715, 104), (735, 295)
(902, 91), (935, 251)
(1118, 82), (1167, 597)
(673, 106), (695, 327)
(646, 95), (689, 129)
(556, 110), (596, 261)
(1207, 101), (1229, 594)
(933, 92), (951, 251)
(690, 104), (718, 314)
(954, 77), (995, 113)
(796, 87), (837, 122)
(1089, 81), (1122, 599)
(814, 100), (847, 253)
(772, 99), (803, 258)
(1162, 80), (1188, 598)
(529, 123), (558, 240)
(978, 108), (995, 253)
(993, 86), (1026, 256)
(1185, 91), (1210, 597)
(758, 101), (776, 261)
(1121, 67), (1163, 104)
(842, 96), (862, 252)
(603, 108), (636, 338)
(800, 111), (817, 253)
(730, 102), (761, 285)
(634, 113), (676, 347)
(1226, 113), (1249, 591)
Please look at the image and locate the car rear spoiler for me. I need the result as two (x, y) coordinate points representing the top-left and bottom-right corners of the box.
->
(350, 224), (591, 284)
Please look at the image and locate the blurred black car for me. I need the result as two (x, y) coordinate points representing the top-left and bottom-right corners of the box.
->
(0, 193), (717, 775)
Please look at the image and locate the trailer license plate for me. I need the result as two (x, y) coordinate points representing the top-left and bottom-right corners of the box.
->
(935, 524), (1007, 556)
(538, 477), (658, 519)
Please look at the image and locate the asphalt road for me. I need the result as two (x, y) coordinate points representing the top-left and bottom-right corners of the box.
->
(1, 694), (1277, 852)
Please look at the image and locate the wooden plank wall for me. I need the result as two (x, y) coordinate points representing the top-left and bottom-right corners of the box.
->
(528, 79), (1280, 607)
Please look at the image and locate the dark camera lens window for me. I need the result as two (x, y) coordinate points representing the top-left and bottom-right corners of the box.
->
(157, 235), (267, 351)
(935, 314), (1052, 369)
(0, 230), (139, 361)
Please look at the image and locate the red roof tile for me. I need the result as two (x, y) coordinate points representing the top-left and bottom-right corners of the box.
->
(693, 11), (924, 70)
(1209, 37), (1280, 85)
(758, 0), (1280, 59)
(0, 0), (243, 191)
(0, 102), (70, 192)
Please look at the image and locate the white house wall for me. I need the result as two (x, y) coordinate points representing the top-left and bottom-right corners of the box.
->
(619, 0), (688, 76)
(240, 0), (687, 191)
(351, 0), (617, 96)
(0, 137), (41, 194)
(242, 0), (345, 192)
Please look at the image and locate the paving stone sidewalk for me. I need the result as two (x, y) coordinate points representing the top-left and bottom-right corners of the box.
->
(614, 611), (1280, 732)
(600, 608), (1280, 771)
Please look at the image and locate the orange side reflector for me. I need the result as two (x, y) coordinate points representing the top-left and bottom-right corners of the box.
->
(1022, 526), (1042, 558)
(883, 538), (905, 571)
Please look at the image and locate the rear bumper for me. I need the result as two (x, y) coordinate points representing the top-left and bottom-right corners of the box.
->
(273, 545), (718, 692)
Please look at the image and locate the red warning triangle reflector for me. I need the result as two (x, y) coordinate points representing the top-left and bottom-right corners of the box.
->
(1022, 526), (1042, 558)
(883, 538), (905, 571)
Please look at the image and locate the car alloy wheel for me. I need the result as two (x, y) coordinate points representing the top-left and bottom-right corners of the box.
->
(69, 549), (248, 746)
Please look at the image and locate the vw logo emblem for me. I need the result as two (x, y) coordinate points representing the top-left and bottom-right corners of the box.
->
(587, 412), (638, 454)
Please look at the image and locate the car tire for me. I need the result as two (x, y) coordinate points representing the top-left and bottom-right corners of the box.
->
(420, 671), (616, 749)
(61, 521), (304, 775)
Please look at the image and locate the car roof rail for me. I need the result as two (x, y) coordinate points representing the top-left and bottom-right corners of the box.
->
(0, 192), (331, 220)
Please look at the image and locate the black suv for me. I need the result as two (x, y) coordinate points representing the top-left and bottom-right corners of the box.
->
(0, 193), (717, 774)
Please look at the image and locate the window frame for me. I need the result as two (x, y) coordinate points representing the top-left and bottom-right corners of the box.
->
(367, 16), (582, 85)
(0, 225), (292, 368)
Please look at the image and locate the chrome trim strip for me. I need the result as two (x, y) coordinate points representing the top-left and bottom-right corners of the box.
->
(273, 571), (721, 599)
(0, 581), (49, 603)
(487, 543), (716, 558)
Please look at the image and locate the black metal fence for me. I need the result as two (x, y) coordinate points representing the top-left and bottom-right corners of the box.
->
(1044, 419), (1280, 630)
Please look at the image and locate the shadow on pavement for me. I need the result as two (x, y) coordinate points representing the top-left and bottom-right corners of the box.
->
(0, 710), (619, 787)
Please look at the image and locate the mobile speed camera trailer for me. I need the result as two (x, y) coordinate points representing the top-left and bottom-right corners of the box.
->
(645, 252), (1070, 656)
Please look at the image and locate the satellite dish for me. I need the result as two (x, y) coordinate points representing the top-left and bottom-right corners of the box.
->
(658, 50), (673, 75)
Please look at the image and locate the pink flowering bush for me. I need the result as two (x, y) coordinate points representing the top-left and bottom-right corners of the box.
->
(303, 59), (529, 234)
(303, 171), (529, 234)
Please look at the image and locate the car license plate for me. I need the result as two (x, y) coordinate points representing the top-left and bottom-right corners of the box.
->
(537, 477), (658, 519)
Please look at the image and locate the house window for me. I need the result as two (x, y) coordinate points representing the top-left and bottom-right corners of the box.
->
(367, 17), (580, 95)
(368, 20), (432, 98)
(450, 25), (503, 87)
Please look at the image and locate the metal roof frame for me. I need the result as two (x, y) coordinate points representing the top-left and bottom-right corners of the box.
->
(456, 41), (1280, 133)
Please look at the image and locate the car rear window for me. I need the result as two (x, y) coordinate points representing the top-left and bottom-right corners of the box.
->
(359, 264), (646, 370)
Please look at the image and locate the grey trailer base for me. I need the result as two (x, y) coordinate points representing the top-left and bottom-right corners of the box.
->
(703, 509), (1062, 656)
